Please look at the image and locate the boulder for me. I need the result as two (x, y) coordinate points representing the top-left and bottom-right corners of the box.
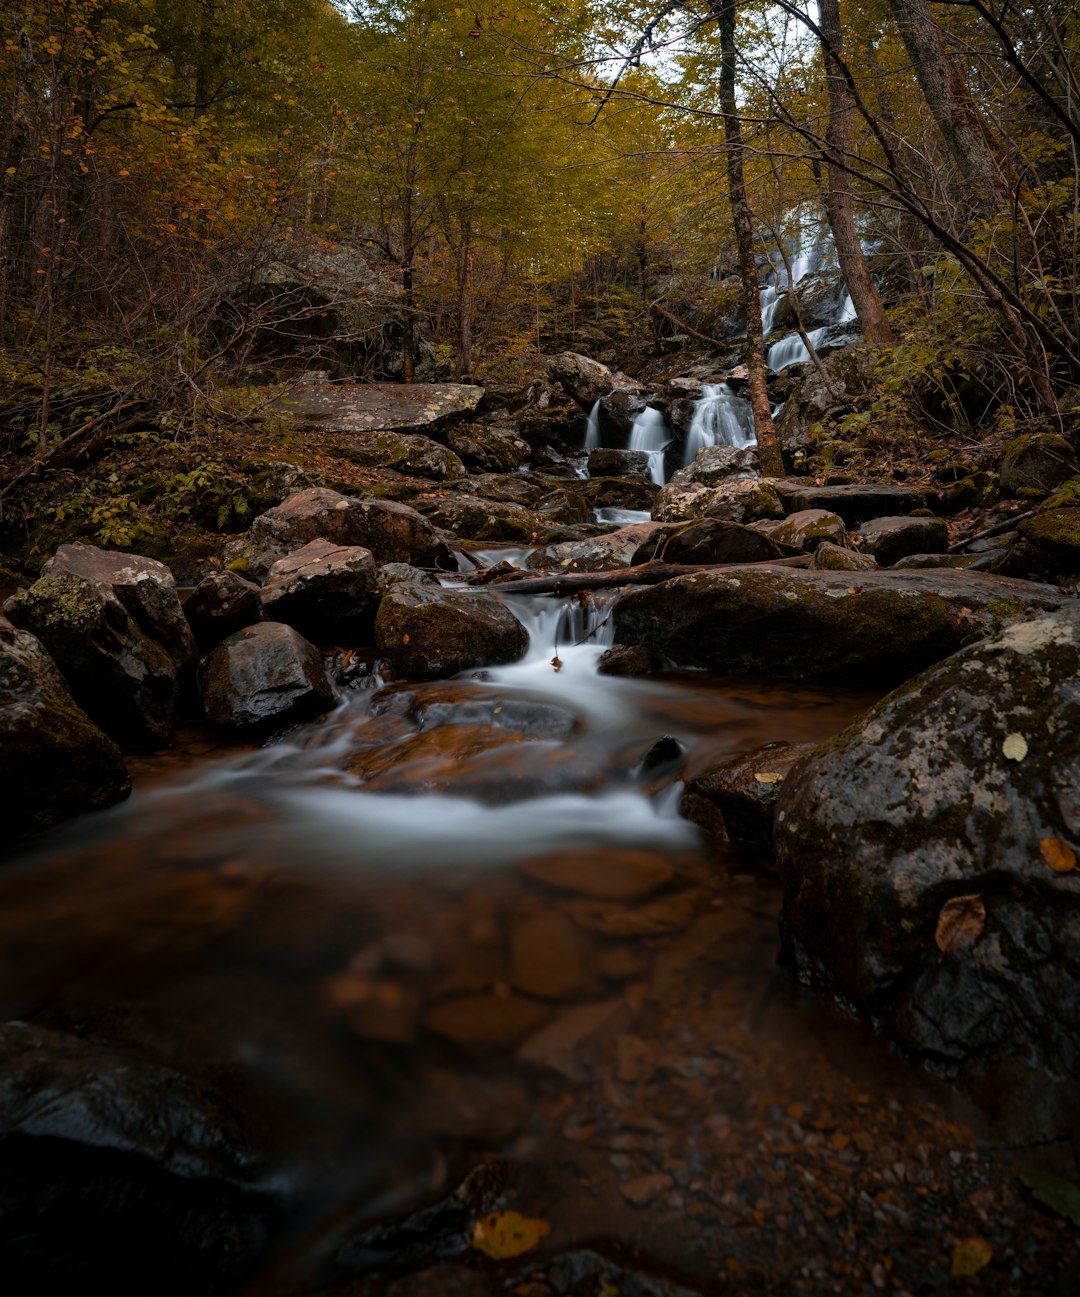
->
(611, 566), (1068, 685)
(0, 620), (130, 839)
(465, 473), (546, 507)
(183, 571), (266, 652)
(274, 381), (483, 435)
(854, 515), (949, 566)
(598, 387), (647, 438)
(771, 345), (875, 456)
(413, 495), (538, 543)
(376, 562), (439, 589)
(375, 586), (529, 680)
(525, 523), (677, 574)
(999, 433), (1078, 496)
(763, 508), (846, 552)
(587, 448), (650, 478)
(669, 444), (758, 486)
(5, 574), (182, 748)
(1018, 508), (1080, 577)
(445, 425), (529, 473)
(660, 519), (793, 566)
(810, 541), (877, 571)
(578, 476), (659, 512)
(202, 622), (334, 732)
(535, 488), (592, 526)
(242, 460), (340, 514)
(682, 741), (815, 852)
(259, 539), (378, 639)
(546, 352), (616, 406)
(773, 481), (927, 524)
(777, 605), (1080, 1077)
(653, 478), (785, 524)
(341, 430), (465, 480)
(225, 488), (444, 579)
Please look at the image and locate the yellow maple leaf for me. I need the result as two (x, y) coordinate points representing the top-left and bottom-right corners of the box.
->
(470, 1210), (550, 1259)
(1040, 837), (1077, 873)
(951, 1237), (993, 1277)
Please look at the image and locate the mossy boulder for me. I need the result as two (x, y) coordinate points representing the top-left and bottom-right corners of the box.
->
(854, 514), (949, 567)
(0, 620), (130, 840)
(413, 494), (538, 543)
(375, 586), (528, 680)
(777, 605), (1080, 1078)
(660, 519), (793, 566)
(810, 542), (876, 572)
(764, 508), (846, 552)
(342, 430), (466, 480)
(653, 478), (784, 524)
(1017, 508), (1080, 577)
(445, 425), (530, 473)
(999, 433), (1078, 496)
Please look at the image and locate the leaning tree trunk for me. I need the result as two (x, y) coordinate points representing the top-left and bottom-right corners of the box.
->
(711, 0), (784, 477)
(818, 0), (893, 348)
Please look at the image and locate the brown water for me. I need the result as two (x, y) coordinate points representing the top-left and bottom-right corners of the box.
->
(1, 596), (1076, 1294)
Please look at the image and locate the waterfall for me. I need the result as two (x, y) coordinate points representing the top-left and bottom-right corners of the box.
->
(683, 384), (755, 464)
(766, 327), (829, 372)
(584, 399), (602, 450)
(628, 407), (670, 486)
(760, 283), (780, 336)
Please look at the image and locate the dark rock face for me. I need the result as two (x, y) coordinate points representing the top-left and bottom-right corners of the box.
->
(259, 539), (378, 639)
(810, 541), (877, 571)
(183, 571), (266, 652)
(535, 488), (591, 526)
(227, 488), (443, 579)
(682, 741), (815, 853)
(999, 433), (1078, 496)
(587, 448), (650, 478)
(777, 605), (1080, 1078)
(598, 387), (647, 439)
(341, 430), (466, 480)
(660, 520), (792, 566)
(375, 586), (528, 680)
(414, 495), (538, 543)
(546, 352), (616, 406)
(5, 574), (182, 748)
(1018, 508), (1080, 577)
(445, 425), (529, 473)
(611, 566), (1068, 685)
(201, 622), (334, 732)
(855, 515), (949, 566)
(596, 644), (670, 676)
(0, 620), (130, 840)
(773, 482), (927, 525)
(0, 1021), (271, 1292)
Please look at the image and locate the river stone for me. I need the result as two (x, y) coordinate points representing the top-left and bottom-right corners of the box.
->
(375, 586), (528, 680)
(376, 562), (439, 588)
(341, 430), (465, 480)
(423, 994), (551, 1049)
(671, 444), (758, 485)
(579, 476), (659, 512)
(588, 447), (650, 478)
(43, 542), (197, 671)
(765, 508), (846, 552)
(810, 541), (877, 571)
(518, 848), (674, 900)
(681, 741), (815, 853)
(535, 487), (592, 525)
(202, 622), (334, 732)
(777, 604), (1080, 1078)
(1018, 508), (1080, 576)
(546, 352), (616, 406)
(653, 478), (785, 524)
(259, 539), (378, 638)
(660, 519), (792, 566)
(274, 381), (483, 435)
(854, 515), (949, 566)
(999, 433), (1078, 496)
(5, 573), (181, 748)
(226, 487), (443, 579)
(510, 908), (586, 999)
(413, 494), (538, 543)
(611, 566), (1068, 685)
(445, 424), (529, 473)
(370, 682), (580, 740)
(183, 571), (266, 652)
(0, 620), (130, 839)
(0, 1021), (270, 1290)
(525, 522), (676, 574)
(773, 481), (927, 524)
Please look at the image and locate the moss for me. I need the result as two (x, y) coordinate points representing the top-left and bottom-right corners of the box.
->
(7, 574), (103, 635)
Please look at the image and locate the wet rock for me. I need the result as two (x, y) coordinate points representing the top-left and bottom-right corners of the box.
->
(596, 645), (671, 677)
(274, 381), (483, 435)
(598, 386), (648, 438)
(611, 566), (1068, 685)
(670, 444), (758, 485)
(773, 481), (927, 524)
(202, 622), (334, 732)
(659, 519), (792, 566)
(578, 476), (660, 513)
(183, 571), (266, 652)
(226, 488), (444, 579)
(588, 447), (650, 477)
(1018, 508), (1080, 577)
(375, 586), (528, 679)
(0, 620), (130, 839)
(771, 345), (875, 457)
(376, 562), (440, 588)
(854, 515), (949, 566)
(810, 542), (877, 571)
(445, 424), (529, 473)
(259, 539), (378, 639)
(0, 1021), (271, 1292)
(518, 848), (674, 900)
(764, 508), (846, 552)
(546, 352), (617, 406)
(999, 433), (1078, 496)
(682, 741), (815, 852)
(526, 523), (676, 573)
(423, 994), (551, 1048)
(653, 478), (785, 525)
(413, 494), (538, 543)
(341, 430), (466, 480)
(535, 487), (592, 525)
(510, 908), (586, 999)
(5, 573), (182, 748)
(517, 1000), (629, 1081)
(370, 683), (580, 740)
(777, 605), (1080, 1077)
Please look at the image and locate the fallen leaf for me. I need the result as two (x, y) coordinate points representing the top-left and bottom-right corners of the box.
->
(935, 894), (986, 953)
(753, 771), (782, 784)
(1002, 732), (1028, 761)
(550, 654), (562, 672)
(1039, 837), (1077, 873)
(470, 1210), (551, 1259)
(951, 1237), (993, 1277)
(1019, 1168), (1080, 1226)
(402, 633), (410, 645)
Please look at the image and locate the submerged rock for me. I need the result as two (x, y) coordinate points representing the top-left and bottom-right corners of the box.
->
(0, 620), (130, 839)
(202, 622), (334, 732)
(777, 605), (1080, 1078)
(375, 586), (528, 680)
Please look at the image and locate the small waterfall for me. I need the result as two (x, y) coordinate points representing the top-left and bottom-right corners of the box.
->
(584, 399), (602, 450)
(760, 283), (780, 336)
(628, 407), (670, 486)
(684, 383), (755, 463)
(767, 326), (829, 372)
(838, 289), (857, 323)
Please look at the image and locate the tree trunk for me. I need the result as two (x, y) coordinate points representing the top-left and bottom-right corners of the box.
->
(458, 223), (474, 383)
(818, 0), (893, 348)
(711, 0), (784, 477)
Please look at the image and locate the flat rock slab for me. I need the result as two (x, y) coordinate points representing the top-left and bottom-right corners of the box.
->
(773, 481), (927, 524)
(611, 566), (1069, 685)
(275, 382), (483, 435)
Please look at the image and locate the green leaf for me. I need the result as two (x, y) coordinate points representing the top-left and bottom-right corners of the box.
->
(1019, 1169), (1080, 1227)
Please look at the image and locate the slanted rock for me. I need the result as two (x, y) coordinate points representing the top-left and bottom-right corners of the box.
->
(773, 481), (927, 524)
(660, 519), (792, 566)
(341, 430), (465, 480)
(0, 619), (130, 838)
(274, 381), (482, 435)
(5, 574), (182, 748)
(546, 352), (616, 406)
(183, 571), (265, 652)
(202, 622), (334, 732)
(683, 741), (815, 853)
(777, 605), (1080, 1078)
(611, 566), (1068, 685)
(855, 515), (949, 566)
(376, 586), (528, 679)
(999, 433), (1078, 496)
(259, 539), (378, 639)
(810, 541), (877, 571)
(764, 508), (846, 552)
(413, 494), (537, 543)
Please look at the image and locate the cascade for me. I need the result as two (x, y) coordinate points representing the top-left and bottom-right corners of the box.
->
(683, 384), (755, 464)
(627, 407), (670, 486)
(584, 399), (602, 450)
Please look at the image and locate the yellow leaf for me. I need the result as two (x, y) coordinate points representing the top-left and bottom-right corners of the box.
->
(1039, 837), (1077, 873)
(402, 633), (410, 644)
(951, 1237), (993, 1277)
(935, 894), (985, 953)
(470, 1211), (550, 1259)
(1002, 732), (1028, 761)
(753, 772), (782, 784)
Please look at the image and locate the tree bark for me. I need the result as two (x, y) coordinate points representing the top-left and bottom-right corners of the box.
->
(711, 0), (784, 477)
(818, 0), (894, 347)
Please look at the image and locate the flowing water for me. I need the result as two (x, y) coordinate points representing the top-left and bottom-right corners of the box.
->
(627, 408), (670, 486)
(682, 384), (755, 464)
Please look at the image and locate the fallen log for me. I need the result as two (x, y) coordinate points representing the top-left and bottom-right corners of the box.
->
(472, 553), (812, 596)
